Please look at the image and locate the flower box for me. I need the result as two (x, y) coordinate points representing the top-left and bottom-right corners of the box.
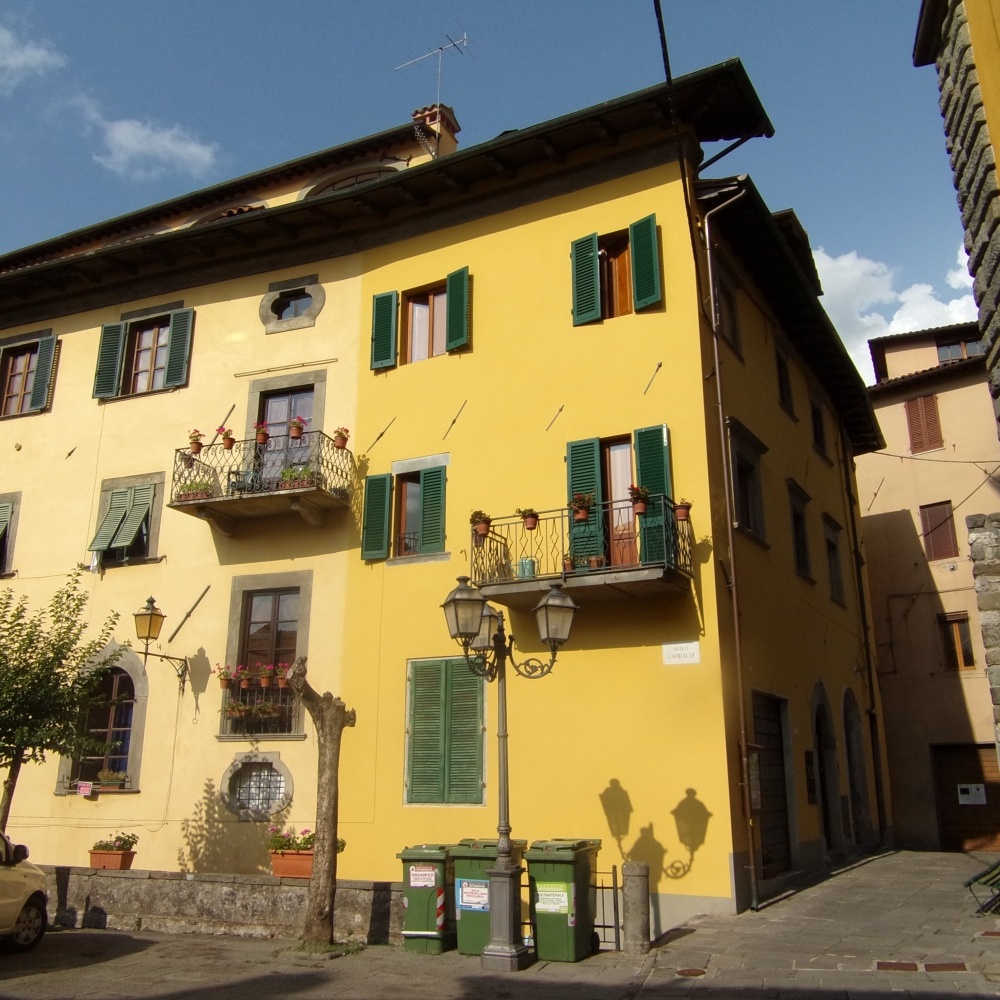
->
(270, 850), (313, 878)
(89, 850), (136, 870)
(177, 490), (213, 502)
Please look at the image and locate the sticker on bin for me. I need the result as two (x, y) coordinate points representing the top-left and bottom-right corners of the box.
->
(535, 881), (571, 914)
(457, 878), (490, 911)
(408, 864), (438, 888)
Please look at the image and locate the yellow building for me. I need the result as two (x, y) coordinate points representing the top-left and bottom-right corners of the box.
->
(0, 62), (887, 932)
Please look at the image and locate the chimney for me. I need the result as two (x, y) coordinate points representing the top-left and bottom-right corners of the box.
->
(411, 105), (461, 159)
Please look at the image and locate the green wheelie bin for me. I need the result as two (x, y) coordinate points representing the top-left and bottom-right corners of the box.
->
(397, 844), (456, 954)
(450, 838), (527, 956)
(525, 839), (601, 962)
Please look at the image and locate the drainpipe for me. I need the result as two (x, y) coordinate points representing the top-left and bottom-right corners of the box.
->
(702, 182), (760, 912)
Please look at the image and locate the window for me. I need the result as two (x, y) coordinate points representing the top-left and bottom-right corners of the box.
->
(715, 267), (741, 352)
(565, 427), (673, 569)
(88, 474), (164, 566)
(571, 215), (661, 325)
(776, 352), (794, 414)
(72, 668), (135, 785)
(811, 402), (827, 455)
(259, 275), (325, 334)
(937, 337), (984, 364)
(729, 419), (767, 539)
(938, 612), (976, 669)
(824, 516), (846, 604)
(92, 306), (193, 399)
(904, 394), (943, 453)
(222, 588), (300, 737)
(0, 334), (56, 416)
(406, 658), (484, 804)
(0, 493), (18, 576)
(256, 386), (314, 486)
(371, 267), (470, 370)
(220, 752), (293, 820)
(362, 458), (447, 560)
(920, 501), (959, 561)
(788, 482), (811, 578)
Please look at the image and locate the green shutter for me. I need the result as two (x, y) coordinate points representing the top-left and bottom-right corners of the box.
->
(566, 438), (604, 560)
(109, 484), (153, 549)
(28, 336), (56, 411)
(0, 503), (11, 544)
(418, 466), (446, 554)
(630, 214), (662, 311)
(571, 233), (601, 326)
(361, 474), (392, 560)
(407, 660), (446, 802)
(370, 291), (398, 370)
(634, 424), (672, 566)
(445, 661), (484, 804)
(445, 267), (470, 351)
(88, 488), (129, 551)
(163, 308), (194, 389)
(93, 323), (126, 398)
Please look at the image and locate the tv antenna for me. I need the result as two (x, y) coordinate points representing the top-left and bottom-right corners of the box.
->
(395, 32), (468, 111)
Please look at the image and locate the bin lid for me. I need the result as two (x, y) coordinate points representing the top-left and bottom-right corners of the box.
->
(396, 843), (452, 861)
(451, 838), (527, 858)
(526, 838), (602, 856)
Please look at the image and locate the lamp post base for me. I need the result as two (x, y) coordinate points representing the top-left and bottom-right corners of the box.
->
(480, 863), (532, 972)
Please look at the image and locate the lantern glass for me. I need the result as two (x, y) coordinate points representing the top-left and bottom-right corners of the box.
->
(133, 597), (166, 643)
(471, 604), (499, 652)
(534, 584), (578, 647)
(442, 577), (486, 641)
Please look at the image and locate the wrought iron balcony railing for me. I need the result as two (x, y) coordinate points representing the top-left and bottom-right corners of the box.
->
(470, 496), (692, 590)
(169, 431), (357, 530)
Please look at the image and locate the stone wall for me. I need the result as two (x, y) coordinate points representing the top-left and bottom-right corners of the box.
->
(932, 1), (1000, 422)
(967, 513), (1000, 754)
(42, 866), (403, 942)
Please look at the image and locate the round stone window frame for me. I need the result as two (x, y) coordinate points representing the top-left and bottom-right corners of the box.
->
(220, 751), (294, 821)
(259, 277), (325, 335)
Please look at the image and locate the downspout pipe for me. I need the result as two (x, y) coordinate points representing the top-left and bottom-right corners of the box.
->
(703, 182), (760, 912)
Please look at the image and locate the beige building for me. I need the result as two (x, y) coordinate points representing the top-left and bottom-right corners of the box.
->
(858, 321), (1000, 849)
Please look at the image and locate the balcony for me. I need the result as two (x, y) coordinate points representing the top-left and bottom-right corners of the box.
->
(470, 497), (693, 609)
(168, 431), (358, 535)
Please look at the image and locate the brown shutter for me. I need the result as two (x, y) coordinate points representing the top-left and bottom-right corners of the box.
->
(905, 395), (942, 453)
(921, 501), (958, 560)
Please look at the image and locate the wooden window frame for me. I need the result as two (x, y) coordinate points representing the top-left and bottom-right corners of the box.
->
(0, 333), (56, 417)
(403, 283), (448, 363)
(729, 420), (767, 540)
(920, 500), (959, 561)
(776, 351), (794, 415)
(905, 394), (943, 453)
(788, 481), (812, 579)
(938, 612), (976, 670)
(72, 667), (135, 784)
(823, 516), (846, 604)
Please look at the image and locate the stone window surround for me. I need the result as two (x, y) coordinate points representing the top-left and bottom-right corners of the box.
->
(220, 751), (294, 821)
(0, 490), (20, 577)
(92, 471), (166, 566)
(244, 370), (327, 440)
(259, 275), (325, 335)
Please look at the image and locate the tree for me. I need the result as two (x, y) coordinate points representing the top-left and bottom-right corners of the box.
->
(286, 657), (356, 945)
(0, 571), (123, 830)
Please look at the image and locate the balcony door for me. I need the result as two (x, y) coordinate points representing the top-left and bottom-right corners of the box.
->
(260, 388), (314, 484)
(605, 438), (637, 566)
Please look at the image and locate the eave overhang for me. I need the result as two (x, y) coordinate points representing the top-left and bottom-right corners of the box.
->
(868, 355), (984, 396)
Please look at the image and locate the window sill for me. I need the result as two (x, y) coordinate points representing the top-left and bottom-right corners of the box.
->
(734, 524), (769, 549)
(216, 733), (307, 742)
(796, 571), (816, 585)
(780, 403), (797, 421)
(811, 444), (833, 466)
(387, 551), (451, 566)
(97, 387), (182, 404)
(0, 572), (15, 580)
(100, 555), (164, 569)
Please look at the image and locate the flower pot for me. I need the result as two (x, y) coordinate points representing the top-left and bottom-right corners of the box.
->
(674, 504), (692, 522)
(240, 677), (251, 689)
(89, 850), (135, 871)
(573, 508), (590, 522)
(270, 850), (313, 878)
(588, 555), (605, 569)
(333, 435), (348, 449)
(632, 501), (647, 516)
(474, 520), (491, 537)
(259, 675), (272, 688)
(222, 435), (235, 450)
(218, 677), (231, 689)
(256, 431), (269, 445)
(289, 425), (303, 440)
(563, 556), (574, 573)
(277, 676), (288, 689)
(189, 440), (202, 455)
(522, 515), (539, 531)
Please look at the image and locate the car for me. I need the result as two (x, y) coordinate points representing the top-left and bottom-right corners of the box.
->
(0, 831), (47, 952)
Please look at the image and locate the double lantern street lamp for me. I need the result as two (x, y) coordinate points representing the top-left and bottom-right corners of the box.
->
(441, 576), (579, 972)
(133, 596), (189, 692)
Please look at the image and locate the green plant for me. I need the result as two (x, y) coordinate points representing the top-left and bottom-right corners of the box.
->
(268, 826), (345, 853)
(181, 480), (213, 494)
(92, 831), (139, 852)
(470, 509), (491, 525)
(281, 465), (314, 482)
(628, 484), (650, 503)
(333, 426), (350, 440)
(97, 768), (127, 783)
(568, 491), (596, 512)
(188, 428), (203, 442)
(289, 415), (309, 429)
(216, 425), (232, 437)
(515, 507), (539, 519)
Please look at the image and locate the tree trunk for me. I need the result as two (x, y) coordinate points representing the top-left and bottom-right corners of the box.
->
(0, 750), (25, 833)
(287, 658), (356, 945)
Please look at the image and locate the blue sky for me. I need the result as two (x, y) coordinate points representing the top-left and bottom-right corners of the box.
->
(0, 2), (972, 383)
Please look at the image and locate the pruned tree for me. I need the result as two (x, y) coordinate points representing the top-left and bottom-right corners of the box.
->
(286, 656), (356, 945)
(0, 571), (123, 830)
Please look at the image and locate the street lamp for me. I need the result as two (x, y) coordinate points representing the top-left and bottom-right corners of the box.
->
(133, 596), (189, 693)
(441, 575), (579, 971)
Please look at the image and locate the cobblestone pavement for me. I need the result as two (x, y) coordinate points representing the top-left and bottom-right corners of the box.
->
(0, 851), (998, 999)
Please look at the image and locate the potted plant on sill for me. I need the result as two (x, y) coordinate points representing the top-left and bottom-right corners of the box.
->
(176, 480), (214, 502)
(331, 426), (350, 449)
(568, 491), (596, 522)
(288, 415), (309, 440)
(674, 498), (693, 522)
(213, 663), (234, 689)
(89, 831), (139, 870)
(257, 663), (276, 688)
(470, 510), (492, 539)
(628, 484), (651, 515)
(188, 428), (204, 455)
(280, 465), (317, 489)
(233, 664), (253, 689)
(254, 420), (269, 445)
(275, 662), (291, 688)
(268, 826), (345, 879)
(96, 769), (128, 790)
(516, 507), (540, 531)
(217, 425), (235, 450)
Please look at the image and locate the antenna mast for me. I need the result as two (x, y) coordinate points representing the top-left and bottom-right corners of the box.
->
(395, 32), (468, 111)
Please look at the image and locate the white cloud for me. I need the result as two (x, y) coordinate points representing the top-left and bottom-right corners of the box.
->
(70, 94), (218, 181)
(814, 244), (977, 385)
(0, 25), (64, 95)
